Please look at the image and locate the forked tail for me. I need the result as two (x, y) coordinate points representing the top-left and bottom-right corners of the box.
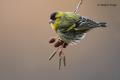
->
(99, 22), (107, 27)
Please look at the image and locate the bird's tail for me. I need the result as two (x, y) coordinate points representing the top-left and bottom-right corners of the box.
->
(99, 22), (107, 27)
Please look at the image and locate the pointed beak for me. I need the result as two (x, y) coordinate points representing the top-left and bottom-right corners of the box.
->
(49, 20), (54, 24)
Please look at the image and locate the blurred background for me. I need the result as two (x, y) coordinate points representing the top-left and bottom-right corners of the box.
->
(0, 0), (120, 80)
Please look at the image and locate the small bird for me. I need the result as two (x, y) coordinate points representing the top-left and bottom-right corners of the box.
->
(49, 11), (107, 69)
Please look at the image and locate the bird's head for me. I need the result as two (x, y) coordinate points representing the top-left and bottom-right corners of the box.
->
(49, 11), (63, 31)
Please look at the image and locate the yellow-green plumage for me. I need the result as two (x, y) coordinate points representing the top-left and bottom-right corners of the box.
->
(50, 11), (106, 44)
(49, 11), (107, 69)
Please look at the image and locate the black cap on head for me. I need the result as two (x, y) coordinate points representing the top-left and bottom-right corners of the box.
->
(50, 12), (57, 20)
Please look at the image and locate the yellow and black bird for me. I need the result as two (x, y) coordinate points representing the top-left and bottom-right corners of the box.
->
(49, 11), (107, 69)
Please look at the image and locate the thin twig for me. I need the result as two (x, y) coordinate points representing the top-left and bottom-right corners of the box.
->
(63, 55), (66, 66)
(58, 49), (63, 70)
(74, 0), (83, 14)
(49, 48), (59, 60)
(59, 57), (62, 70)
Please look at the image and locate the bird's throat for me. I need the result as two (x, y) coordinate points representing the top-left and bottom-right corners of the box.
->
(50, 19), (61, 32)
(51, 24), (57, 32)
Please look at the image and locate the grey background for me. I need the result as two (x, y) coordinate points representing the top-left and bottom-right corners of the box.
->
(0, 0), (120, 80)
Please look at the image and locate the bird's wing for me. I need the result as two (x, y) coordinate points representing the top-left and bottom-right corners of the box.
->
(57, 14), (88, 44)
(57, 13), (79, 32)
(75, 16), (105, 30)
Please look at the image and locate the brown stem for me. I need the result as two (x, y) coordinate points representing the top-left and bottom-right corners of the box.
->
(74, 0), (83, 14)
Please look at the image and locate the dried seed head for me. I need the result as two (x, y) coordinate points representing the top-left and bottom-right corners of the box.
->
(49, 38), (56, 43)
(54, 40), (64, 47)
(63, 43), (68, 48)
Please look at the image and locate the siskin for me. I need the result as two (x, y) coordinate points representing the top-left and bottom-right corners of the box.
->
(49, 11), (107, 69)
